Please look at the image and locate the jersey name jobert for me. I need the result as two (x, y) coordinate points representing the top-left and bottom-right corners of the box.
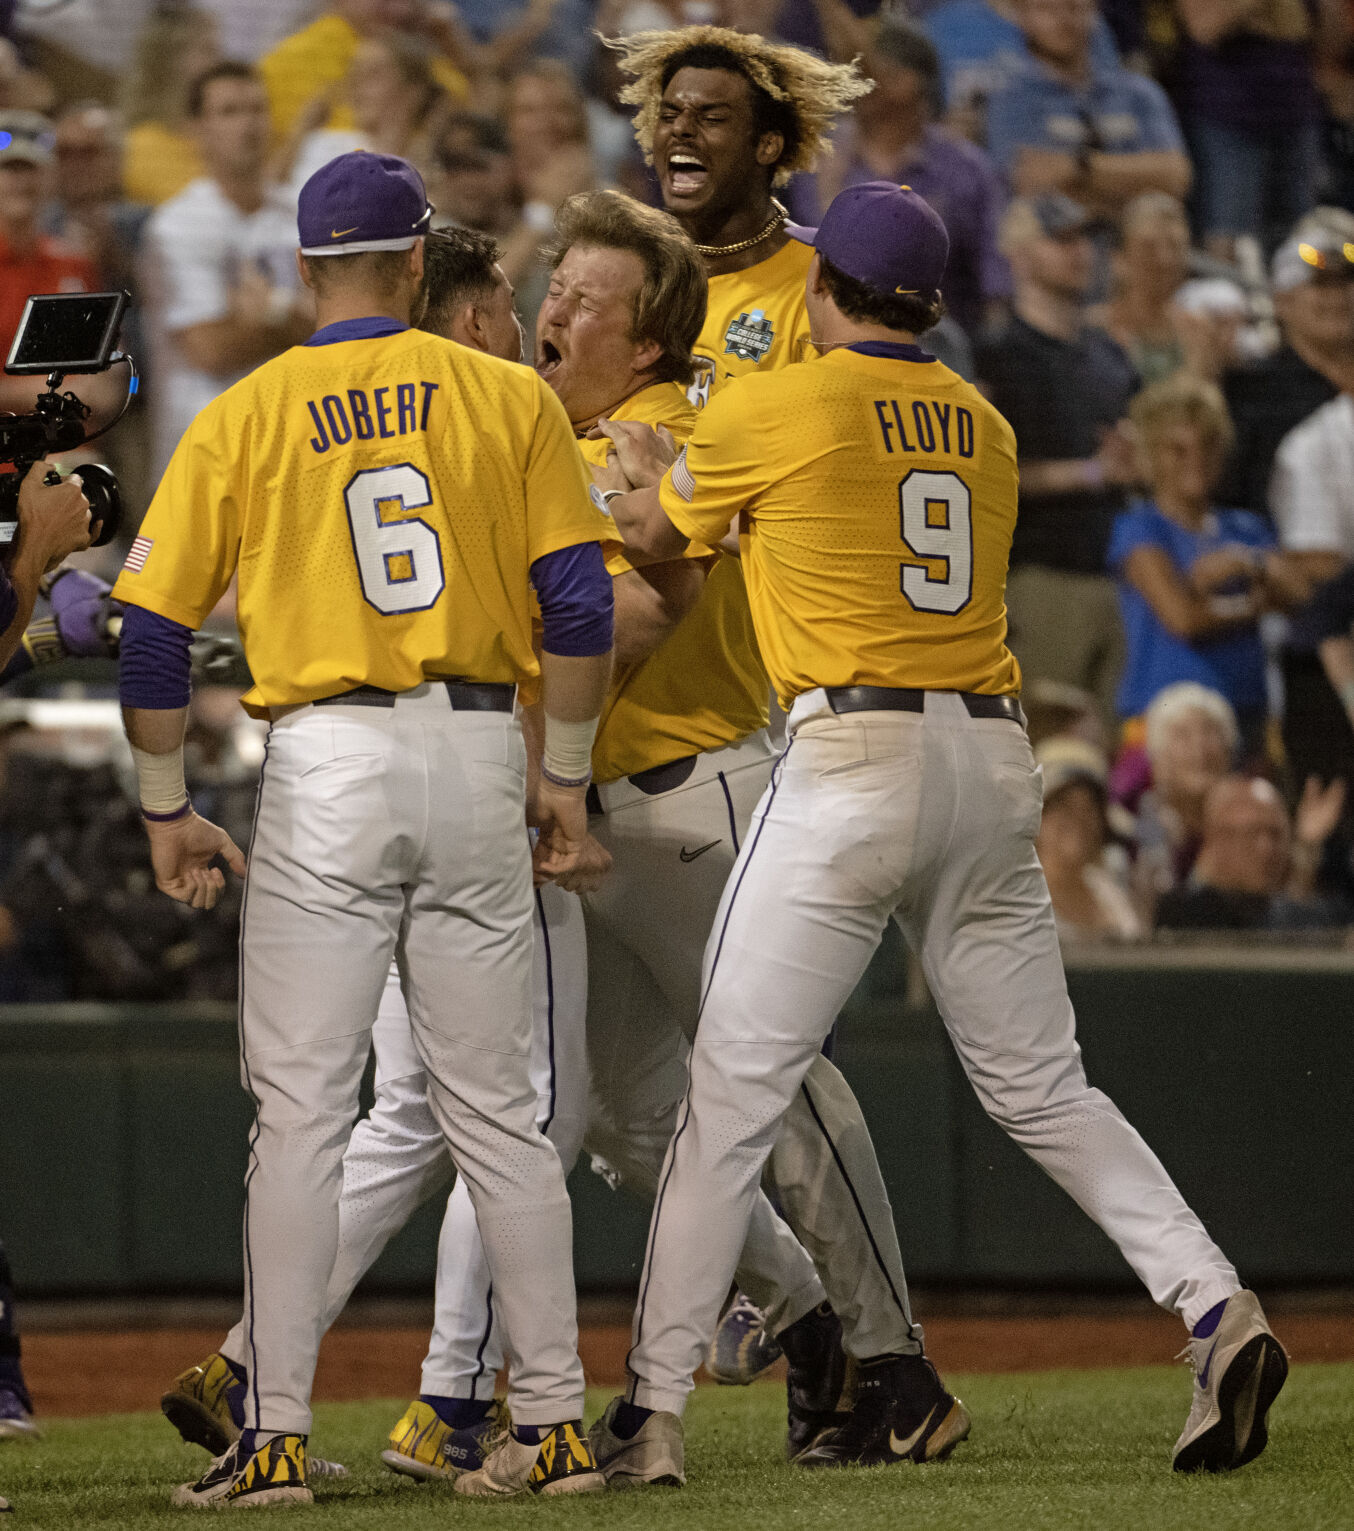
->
(305, 380), (441, 455)
(872, 396), (976, 458)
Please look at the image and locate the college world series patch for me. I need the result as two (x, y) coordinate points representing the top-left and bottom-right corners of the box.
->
(724, 309), (775, 363)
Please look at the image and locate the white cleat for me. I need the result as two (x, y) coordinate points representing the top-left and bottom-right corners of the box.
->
(588, 1397), (685, 1487)
(1172, 1291), (1288, 1473)
(454, 1422), (605, 1498)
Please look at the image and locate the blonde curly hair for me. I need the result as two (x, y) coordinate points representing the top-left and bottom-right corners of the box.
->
(606, 26), (871, 188)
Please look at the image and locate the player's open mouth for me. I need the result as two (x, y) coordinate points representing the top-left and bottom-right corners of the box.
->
(537, 339), (564, 377)
(666, 154), (708, 194)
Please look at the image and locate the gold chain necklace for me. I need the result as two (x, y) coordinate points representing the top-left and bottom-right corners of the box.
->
(693, 199), (788, 258)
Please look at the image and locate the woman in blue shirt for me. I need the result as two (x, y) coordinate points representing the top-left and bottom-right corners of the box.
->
(1109, 375), (1307, 754)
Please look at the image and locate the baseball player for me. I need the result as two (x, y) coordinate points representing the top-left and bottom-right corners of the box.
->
(609, 25), (870, 409)
(609, 24), (885, 1383)
(599, 182), (1288, 1481)
(116, 153), (614, 1506)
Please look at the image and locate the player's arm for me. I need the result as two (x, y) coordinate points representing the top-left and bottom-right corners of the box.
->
(119, 605), (245, 910)
(611, 559), (709, 666)
(0, 465), (93, 669)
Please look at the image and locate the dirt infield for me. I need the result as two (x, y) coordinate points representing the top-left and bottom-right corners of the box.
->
(23, 1301), (1354, 1419)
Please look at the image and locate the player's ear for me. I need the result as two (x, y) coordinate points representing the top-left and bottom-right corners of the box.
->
(295, 249), (314, 291)
(754, 131), (783, 170)
(631, 337), (663, 376)
(807, 250), (827, 297)
(409, 239), (425, 284)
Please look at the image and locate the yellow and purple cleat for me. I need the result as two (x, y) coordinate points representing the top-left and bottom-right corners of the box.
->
(170, 1432), (311, 1510)
(455, 1421), (605, 1498)
(381, 1397), (508, 1482)
(161, 1353), (244, 1457)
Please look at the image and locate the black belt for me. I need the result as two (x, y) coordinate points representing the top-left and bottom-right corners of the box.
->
(586, 751), (700, 816)
(313, 681), (515, 712)
(824, 687), (1025, 726)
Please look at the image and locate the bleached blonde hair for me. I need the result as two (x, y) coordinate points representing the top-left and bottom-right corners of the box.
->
(606, 26), (871, 188)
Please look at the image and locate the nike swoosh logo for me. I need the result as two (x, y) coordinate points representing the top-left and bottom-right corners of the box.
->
(331, 225), (360, 238)
(890, 1404), (937, 1458)
(679, 839), (721, 863)
(1197, 1339), (1218, 1389)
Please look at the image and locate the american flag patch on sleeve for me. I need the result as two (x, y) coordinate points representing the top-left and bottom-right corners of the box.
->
(123, 535), (153, 574)
(671, 446), (695, 502)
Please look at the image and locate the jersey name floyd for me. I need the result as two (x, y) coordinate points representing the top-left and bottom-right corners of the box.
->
(306, 380), (441, 454)
(872, 398), (975, 459)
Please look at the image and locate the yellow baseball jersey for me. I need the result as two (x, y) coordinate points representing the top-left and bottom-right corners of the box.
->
(659, 346), (1022, 707)
(688, 237), (814, 407)
(569, 379), (768, 784)
(113, 327), (608, 718)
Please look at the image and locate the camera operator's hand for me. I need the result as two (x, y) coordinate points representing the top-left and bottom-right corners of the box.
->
(146, 809), (246, 910)
(17, 462), (91, 571)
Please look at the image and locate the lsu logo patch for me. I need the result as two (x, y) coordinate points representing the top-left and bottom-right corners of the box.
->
(724, 309), (775, 364)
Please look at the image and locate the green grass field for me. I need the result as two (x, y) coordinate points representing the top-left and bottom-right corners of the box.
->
(3, 1365), (1350, 1531)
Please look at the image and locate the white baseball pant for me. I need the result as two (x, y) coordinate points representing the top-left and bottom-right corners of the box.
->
(583, 731), (923, 1358)
(626, 691), (1241, 1414)
(221, 881), (587, 1401)
(234, 684), (585, 1433)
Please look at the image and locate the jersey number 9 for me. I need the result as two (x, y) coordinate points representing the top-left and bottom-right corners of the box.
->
(899, 469), (972, 615)
(345, 464), (446, 615)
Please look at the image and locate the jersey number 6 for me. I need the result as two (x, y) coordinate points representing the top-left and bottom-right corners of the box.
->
(345, 464), (446, 615)
(899, 469), (973, 615)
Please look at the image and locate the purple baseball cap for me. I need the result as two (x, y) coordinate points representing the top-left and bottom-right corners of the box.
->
(790, 182), (949, 300)
(298, 151), (433, 256)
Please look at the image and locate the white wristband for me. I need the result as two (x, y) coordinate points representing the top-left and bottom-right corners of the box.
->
(129, 743), (189, 818)
(542, 712), (599, 786)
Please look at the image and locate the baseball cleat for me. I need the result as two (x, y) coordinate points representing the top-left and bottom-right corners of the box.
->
(161, 1353), (245, 1456)
(380, 1397), (507, 1481)
(588, 1397), (685, 1487)
(706, 1292), (783, 1385)
(795, 1354), (970, 1469)
(1172, 1291), (1288, 1473)
(778, 1301), (854, 1461)
(0, 1389), (39, 1441)
(454, 1422), (605, 1498)
(170, 1432), (312, 1509)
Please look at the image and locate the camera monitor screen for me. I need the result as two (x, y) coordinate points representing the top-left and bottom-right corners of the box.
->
(4, 291), (127, 375)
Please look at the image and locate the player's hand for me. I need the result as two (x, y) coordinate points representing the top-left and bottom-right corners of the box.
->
(587, 419), (678, 490)
(532, 779), (597, 883)
(145, 810), (247, 910)
(549, 831), (612, 893)
(16, 463), (90, 569)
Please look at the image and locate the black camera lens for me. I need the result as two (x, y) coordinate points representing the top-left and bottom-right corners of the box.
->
(76, 462), (121, 548)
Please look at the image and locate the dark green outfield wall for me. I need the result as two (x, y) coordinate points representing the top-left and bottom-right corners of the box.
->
(1, 946), (1351, 1297)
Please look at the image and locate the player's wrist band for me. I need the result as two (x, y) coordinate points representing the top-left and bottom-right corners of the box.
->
(129, 742), (190, 821)
(142, 799), (193, 823)
(540, 763), (592, 789)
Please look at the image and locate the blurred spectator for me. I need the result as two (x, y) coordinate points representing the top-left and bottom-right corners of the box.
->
(1268, 326), (1354, 823)
(1127, 680), (1237, 913)
(977, 194), (1138, 725)
(140, 63), (312, 478)
(986, 0), (1190, 215)
(45, 104), (150, 294)
(1219, 226), (1354, 515)
(1174, 0), (1319, 259)
(1310, 562), (1354, 733)
(120, 3), (218, 207)
(1110, 376), (1307, 752)
(0, 112), (98, 415)
(1155, 774), (1347, 931)
(258, 1), (471, 140)
(1095, 193), (1225, 386)
(922, 0), (1120, 144)
(1036, 735), (1144, 941)
(283, 30), (449, 196)
(792, 19), (1010, 336)
(0, 35), (53, 116)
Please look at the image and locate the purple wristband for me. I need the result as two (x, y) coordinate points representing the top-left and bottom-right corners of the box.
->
(142, 799), (192, 823)
(540, 763), (591, 789)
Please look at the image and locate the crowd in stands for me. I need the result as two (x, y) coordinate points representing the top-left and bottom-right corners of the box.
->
(2, 0), (1354, 999)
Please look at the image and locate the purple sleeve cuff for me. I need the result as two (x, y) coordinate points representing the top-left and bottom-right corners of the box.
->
(119, 603), (193, 709)
(0, 566), (16, 634)
(531, 541), (614, 657)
